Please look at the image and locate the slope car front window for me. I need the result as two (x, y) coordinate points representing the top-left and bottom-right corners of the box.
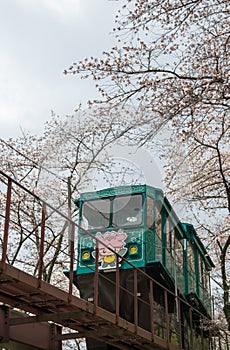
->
(112, 194), (143, 227)
(81, 199), (110, 230)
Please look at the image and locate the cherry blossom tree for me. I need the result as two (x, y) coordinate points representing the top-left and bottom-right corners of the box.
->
(0, 107), (134, 284)
(65, 0), (230, 328)
(161, 111), (230, 329)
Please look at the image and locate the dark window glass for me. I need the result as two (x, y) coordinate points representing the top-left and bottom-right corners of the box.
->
(81, 199), (110, 229)
(146, 196), (154, 228)
(199, 255), (205, 286)
(187, 242), (195, 270)
(165, 217), (175, 253)
(155, 205), (162, 239)
(174, 237), (183, 269)
(112, 194), (143, 227)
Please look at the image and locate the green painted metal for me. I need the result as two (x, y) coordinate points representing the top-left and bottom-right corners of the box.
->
(145, 228), (155, 262)
(182, 222), (214, 317)
(77, 184), (148, 201)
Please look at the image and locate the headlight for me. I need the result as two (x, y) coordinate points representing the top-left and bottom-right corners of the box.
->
(129, 244), (138, 256)
(82, 250), (91, 261)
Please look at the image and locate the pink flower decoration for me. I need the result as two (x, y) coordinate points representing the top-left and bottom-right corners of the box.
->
(96, 230), (127, 250)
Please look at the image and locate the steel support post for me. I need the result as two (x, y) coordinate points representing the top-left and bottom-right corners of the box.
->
(0, 306), (9, 343)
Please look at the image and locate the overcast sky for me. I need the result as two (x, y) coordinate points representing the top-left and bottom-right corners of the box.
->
(0, 0), (191, 219)
(0, 0), (123, 139)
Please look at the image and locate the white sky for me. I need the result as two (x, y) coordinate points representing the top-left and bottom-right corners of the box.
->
(0, 0), (122, 139)
(0, 0), (174, 202)
(0, 0), (191, 221)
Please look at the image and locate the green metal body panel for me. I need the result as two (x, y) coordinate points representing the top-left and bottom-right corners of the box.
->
(79, 184), (149, 201)
(77, 227), (146, 274)
(145, 228), (157, 262)
(182, 223), (214, 317)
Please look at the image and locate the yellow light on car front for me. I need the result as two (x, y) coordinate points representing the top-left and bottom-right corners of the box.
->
(82, 251), (90, 260)
(129, 245), (138, 255)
